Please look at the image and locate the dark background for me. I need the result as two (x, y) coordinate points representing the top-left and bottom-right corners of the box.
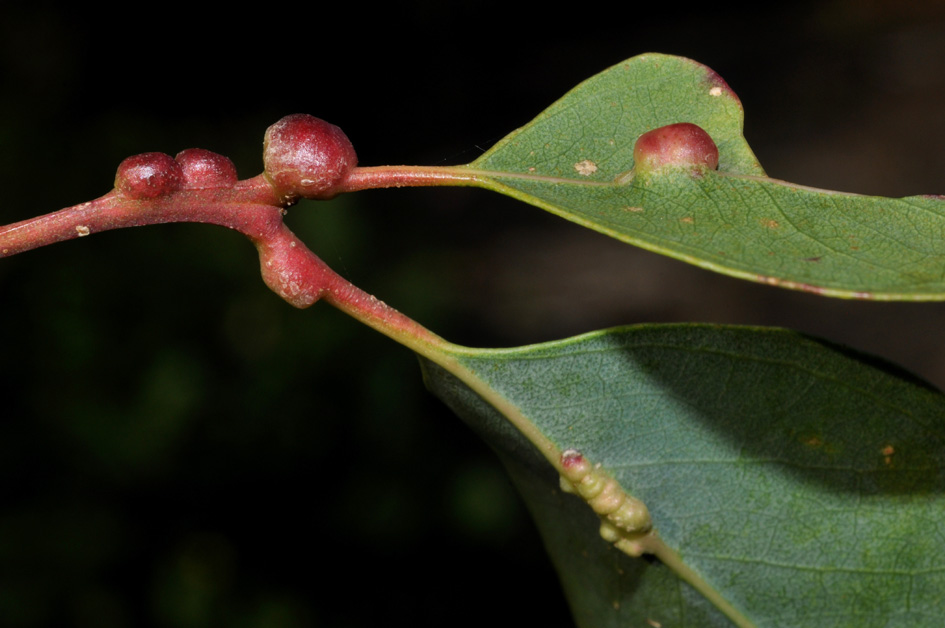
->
(3, 2), (945, 626)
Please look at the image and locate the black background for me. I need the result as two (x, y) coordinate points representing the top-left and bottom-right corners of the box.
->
(3, 2), (945, 626)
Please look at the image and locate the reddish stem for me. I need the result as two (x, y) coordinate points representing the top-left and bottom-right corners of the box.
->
(0, 170), (446, 351)
(337, 165), (485, 193)
(0, 175), (283, 257)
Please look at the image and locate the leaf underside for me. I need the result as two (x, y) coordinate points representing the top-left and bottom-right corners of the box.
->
(471, 53), (945, 300)
(423, 325), (945, 627)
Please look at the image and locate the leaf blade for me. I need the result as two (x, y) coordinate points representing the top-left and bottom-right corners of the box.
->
(424, 325), (945, 627)
(469, 53), (945, 299)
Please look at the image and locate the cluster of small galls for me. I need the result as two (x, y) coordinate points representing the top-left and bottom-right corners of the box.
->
(559, 449), (652, 556)
(115, 149), (239, 199)
(113, 114), (358, 203)
(110, 114), (360, 311)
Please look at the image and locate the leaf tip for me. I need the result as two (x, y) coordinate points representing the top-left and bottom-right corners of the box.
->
(702, 68), (742, 108)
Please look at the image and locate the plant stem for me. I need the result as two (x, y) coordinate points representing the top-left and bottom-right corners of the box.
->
(320, 262), (453, 362)
(338, 165), (486, 192)
(0, 176), (283, 257)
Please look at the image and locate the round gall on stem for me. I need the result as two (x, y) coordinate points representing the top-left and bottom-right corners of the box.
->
(175, 148), (238, 189)
(633, 122), (719, 173)
(255, 223), (331, 309)
(263, 114), (358, 200)
(114, 152), (184, 199)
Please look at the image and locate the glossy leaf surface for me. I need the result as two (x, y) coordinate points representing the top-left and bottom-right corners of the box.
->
(470, 54), (945, 299)
(423, 325), (945, 627)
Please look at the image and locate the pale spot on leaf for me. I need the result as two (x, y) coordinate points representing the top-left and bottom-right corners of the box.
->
(574, 160), (598, 176)
(709, 86), (722, 97)
(761, 219), (780, 229)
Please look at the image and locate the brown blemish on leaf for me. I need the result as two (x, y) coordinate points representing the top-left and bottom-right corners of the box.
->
(574, 160), (598, 176)
(760, 219), (780, 229)
(803, 256), (822, 262)
(881, 445), (895, 466)
(802, 433), (838, 454)
(680, 217), (694, 224)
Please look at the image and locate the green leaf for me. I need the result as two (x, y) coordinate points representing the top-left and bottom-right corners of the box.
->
(422, 325), (945, 627)
(469, 53), (945, 299)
